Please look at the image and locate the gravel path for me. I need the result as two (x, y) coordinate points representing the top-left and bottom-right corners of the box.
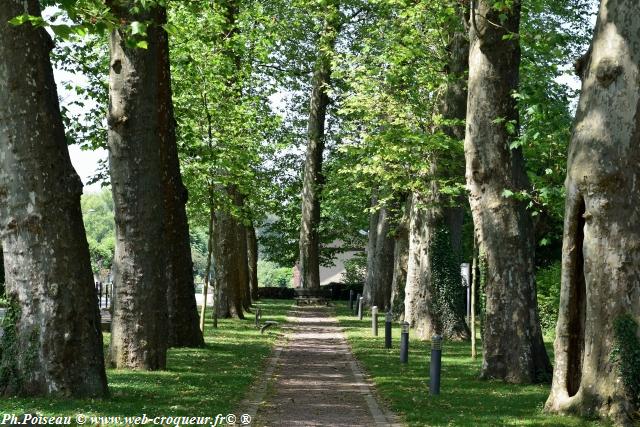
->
(250, 305), (401, 426)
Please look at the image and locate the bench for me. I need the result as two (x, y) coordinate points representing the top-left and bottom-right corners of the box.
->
(260, 321), (279, 334)
(100, 308), (111, 332)
(294, 288), (331, 306)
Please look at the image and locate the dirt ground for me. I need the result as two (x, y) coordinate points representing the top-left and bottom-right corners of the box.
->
(249, 305), (402, 426)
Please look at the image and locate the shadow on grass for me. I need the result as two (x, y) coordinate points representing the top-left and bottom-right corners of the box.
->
(2, 299), (292, 419)
(336, 303), (609, 427)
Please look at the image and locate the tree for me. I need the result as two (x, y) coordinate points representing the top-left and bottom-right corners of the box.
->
(107, 3), (171, 370)
(157, 8), (204, 348)
(298, 0), (342, 289)
(247, 226), (259, 300)
(363, 196), (395, 310)
(0, 0), (107, 396)
(170, 0), (281, 321)
(545, 0), (640, 422)
(403, 5), (470, 342)
(464, 0), (551, 382)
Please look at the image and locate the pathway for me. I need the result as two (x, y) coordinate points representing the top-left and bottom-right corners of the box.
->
(247, 305), (402, 426)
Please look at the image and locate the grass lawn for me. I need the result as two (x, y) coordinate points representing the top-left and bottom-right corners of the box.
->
(2, 299), (291, 422)
(336, 302), (610, 427)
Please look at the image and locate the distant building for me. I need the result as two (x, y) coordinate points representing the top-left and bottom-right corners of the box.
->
(292, 241), (362, 287)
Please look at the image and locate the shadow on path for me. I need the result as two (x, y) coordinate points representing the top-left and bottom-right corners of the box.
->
(250, 305), (401, 426)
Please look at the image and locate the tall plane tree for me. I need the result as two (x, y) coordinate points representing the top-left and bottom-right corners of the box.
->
(108, 3), (172, 369)
(464, 0), (551, 382)
(160, 11), (204, 349)
(0, 0), (107, 396)
(546, 0), (640, 423)
(298, 0), (342, 289)
(363, 195), (395, 309)
(404, 7), (470, 341)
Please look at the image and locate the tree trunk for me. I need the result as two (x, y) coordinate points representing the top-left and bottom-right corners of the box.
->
(238, 222), (251, 311)
(299, 4), (340, 289)
(213, 196), (245, 319)
(107, 5), (170, 370)
(0, 0), (107, 396)
(404, 193), (438, 339)
(199, 207), (215, 333)
(545, 1), (640, 423)
(471, 234), (478, 359)
(464, 0), (550, 382)
(390, 196), (410, 317)
(403, 10), (470, 341)
(247, 225), (259, 301)
(364, 195), (380, 304)
(364, 201), (395, 310)
(158, 9), (203, 349)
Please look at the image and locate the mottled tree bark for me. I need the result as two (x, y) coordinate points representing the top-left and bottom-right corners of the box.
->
(364, 195), (379, 304)
(247, 225), (259, 301)
(213, 206), (245, 319)
(390, 196), (410, 317)
(0, 0), (107, 396)
(157, 8), (203, 349)
(364, 199), (395, 310)
(299, 3), (340, 289)
(545, 1), (640, 423)
(403, 13), (470, 341)
(464, 0), (550, 382)
(404, 193), (457, 340)
(107, 4), (170, 370)
(238, 222), (251, 311)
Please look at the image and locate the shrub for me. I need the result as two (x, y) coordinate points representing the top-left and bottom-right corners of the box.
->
(257, 260), (293, 288)
(342, 252), (367, 284)
(257, 287), (295, 299)
(536, 261), (561, 333)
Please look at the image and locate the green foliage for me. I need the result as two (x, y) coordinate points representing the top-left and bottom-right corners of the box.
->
(81, 189), (116, 275)
(611, 314), (640, 409)
(170, 0), (282, 229)
(257, 260), (293, 288)
(536, 261), (562, 334)
(517, 0), (594, 264)
(342, 252), (367, 285)
(189, 226), (210, 281)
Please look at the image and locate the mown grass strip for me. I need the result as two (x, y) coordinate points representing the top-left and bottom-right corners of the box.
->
(336, 302), (608, 427)
(2, 299), (291, 424)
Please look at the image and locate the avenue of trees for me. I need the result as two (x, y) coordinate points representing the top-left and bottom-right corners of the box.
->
(0, 0), (638, 425)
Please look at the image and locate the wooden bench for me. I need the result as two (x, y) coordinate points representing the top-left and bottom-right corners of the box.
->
(294, 288), (331, 306)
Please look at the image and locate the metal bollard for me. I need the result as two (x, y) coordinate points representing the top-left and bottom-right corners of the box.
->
(354, 293), (361, 316)
(255, 307), (261, 328)
(385, 311), (392, 349)
(400, 322), (409, 363)
(371, 306), (378, 336)
(349, 290), (354, 311)
(358, 297), (364, 320)
(430, 335), (443, 395)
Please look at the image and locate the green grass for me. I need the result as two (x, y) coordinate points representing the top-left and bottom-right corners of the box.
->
(2, 299), (291, 422)
(336, 302), (609, 427)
